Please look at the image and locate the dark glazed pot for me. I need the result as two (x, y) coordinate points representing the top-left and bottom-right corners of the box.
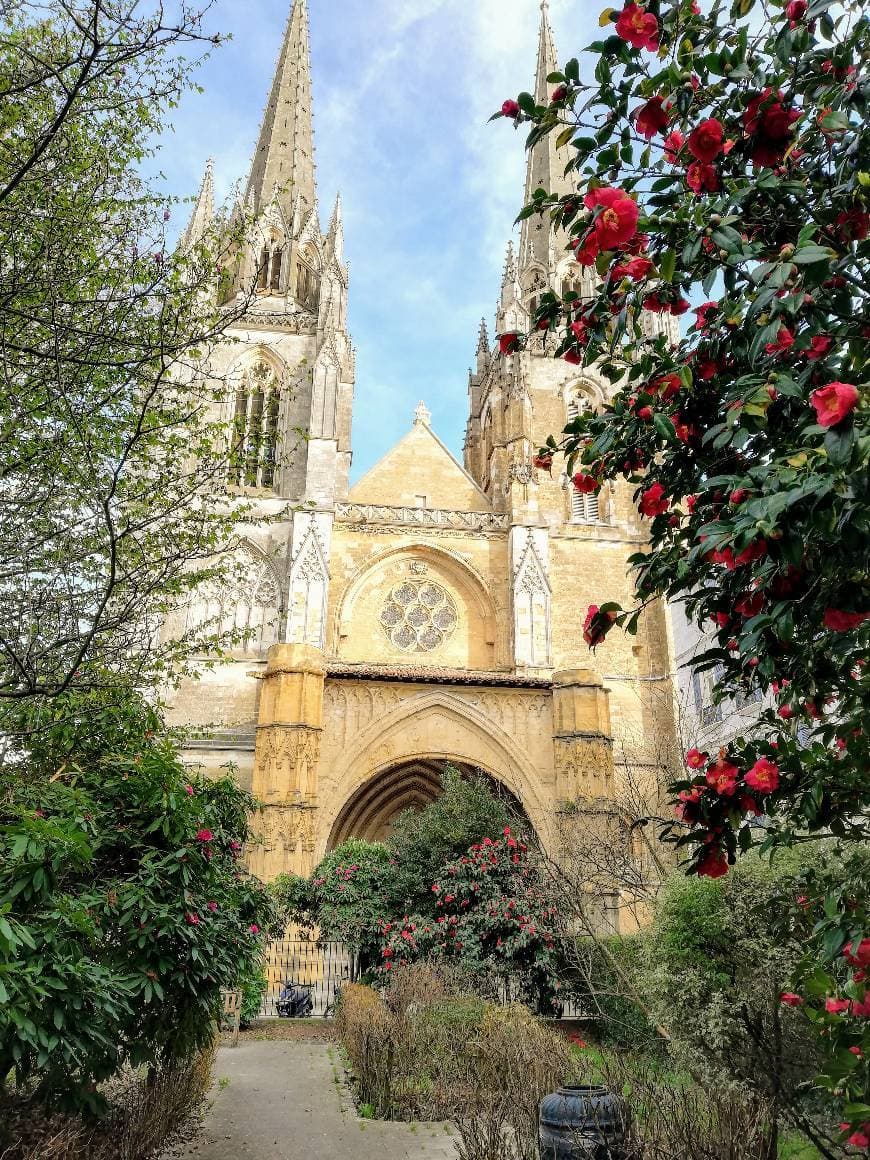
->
(539, 1084), (627, 1159)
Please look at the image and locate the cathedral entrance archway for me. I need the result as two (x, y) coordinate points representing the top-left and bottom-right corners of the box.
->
(326, 759), (529, 850)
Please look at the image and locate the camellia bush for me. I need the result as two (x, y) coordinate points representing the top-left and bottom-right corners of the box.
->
(495, 0), (867, 1137)
(380, 828), (562, 1012)
(0, 690), (278, 1113)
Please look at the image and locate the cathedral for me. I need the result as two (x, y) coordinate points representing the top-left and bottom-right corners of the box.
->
(166, 0), (678, 914)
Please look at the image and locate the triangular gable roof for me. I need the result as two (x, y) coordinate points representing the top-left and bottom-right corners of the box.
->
(349, 418), (493, 513)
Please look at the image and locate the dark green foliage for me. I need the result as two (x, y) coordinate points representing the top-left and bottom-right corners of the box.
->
(567, 935), (662, 1054)
(0, 690), (278, 1113)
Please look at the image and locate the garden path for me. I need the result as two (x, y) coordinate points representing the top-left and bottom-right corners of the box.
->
(165, 1039), (458, 1160)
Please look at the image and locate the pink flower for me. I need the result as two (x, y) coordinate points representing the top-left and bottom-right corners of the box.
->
(706, 758), (739, 796)
(806, 334), (832, 361)
(686, 748), (707, 770)
(584, 187), (640, 250)
(615, 3), (660, 50)
(612, 256), (654, 281)
(764, 326), (794, 356)
(744, 758), (780, 794)
(501, 99), (520, 118)
(663, 130), (684, 163)
(844, 939), (870, 968)
(249, 924), (260, 935)
(693, 301), (718, 330)
(195, 829), (214, 843)
(207, 901), (218, 912)
(185, 912), (200, 925)
(780, 992), (804, 1007)
(825, 997), (850, 1014)
(810, 382), (859, 427)
(185, 785), (194, 796)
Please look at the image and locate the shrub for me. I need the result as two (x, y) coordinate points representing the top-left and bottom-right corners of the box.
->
(0, 689), (278, 1113)
(566, 935), (663, 1054)
(237, 960), (268, 1029)
(335, 983), (396, 1115)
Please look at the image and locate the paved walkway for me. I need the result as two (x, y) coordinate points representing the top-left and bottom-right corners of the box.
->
(170, 1040), (457, 1160)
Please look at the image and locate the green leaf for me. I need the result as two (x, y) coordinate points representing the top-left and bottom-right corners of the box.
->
(793, 245), (834, 265)
(659, 249), (677, 284)
(654, 414), (678, 444)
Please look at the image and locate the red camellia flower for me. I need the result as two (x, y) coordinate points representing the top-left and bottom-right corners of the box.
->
(687, 118), (725, 162)
(615, 3), (660, 50)
(806, 334), (833, 360)
(694, 301), (719, 330)
(697, 848), (729, 878)
(735, 591), (764, 617)
(550, 84), (568, 103)
(686, 747), (708, 769)
(185, 912), (200, 925)
(744, 88), (800, 166)
(583, 604), (618, 648)
(572, 473), (599, 494)
(764, 326), (794, 355)
(572, 232), (601, 266)
(780, 992), (804, 1007)
(635, 96), (670, 139)
(686, 161), (719, 194)
(498, 332), (521, 355)
(612, 256), (654, 280)
(639, 482), (670, 517)
(663, 130), (684, 163)
(649, 372), (681, 400)
(706, 757), (739, 796)
(778, 704), (796, 720)
(744, 758), (780, 794)
(823, 608), (870, 631)
(785, 0), (807, 22)
(584, 186), (640, 249)
(835, 208), (870, 242)
(195, 829), (214, 843)
(810, 381), (859, 426)
(501, 99), (520, 118)
(532, 453), (553, 473)
(825, 997), (850, 1014)
(563, 348), (583, 365)
(637, 405), (653, 421)
(845, 939), (870, 967)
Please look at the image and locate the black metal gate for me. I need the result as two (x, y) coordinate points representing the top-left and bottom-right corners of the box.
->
(260, 937), (355, 1018)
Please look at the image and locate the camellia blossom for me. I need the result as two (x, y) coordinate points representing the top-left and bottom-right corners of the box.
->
(823, 608), (870, 631)
(825, 997), (851, 1014)
(635, 96), (670, 139)
(686, 161), (719, 194)
(810, 381), (859, 427)
(744, 757), (780, 794)
(706, 757), (740, 795)
(686, 747), (708, 769)
(572, 472), (599, 494)
(615, 3), (660, 50)
(780, 992), (804, 1007)
(663, 130), (684, 163)
(498, 332), (521, 355)
(639, 482), (670, 517)
(764, 325), (794, 355)
(612, 256), (653, 280)
(697, 848), (729, 878)
(501, 99), (520, 118)
(806, 334), (833, 360)
(584, 186), (640, 249)
(583, 604), (618, 648)
(687, 118), (726, 162)
(195, 829), (214, 843)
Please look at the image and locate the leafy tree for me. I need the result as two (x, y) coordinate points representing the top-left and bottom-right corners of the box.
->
(496, 0), (868, 1132)
(0, 0), (258, 717)
(0, 689), (278, 1114)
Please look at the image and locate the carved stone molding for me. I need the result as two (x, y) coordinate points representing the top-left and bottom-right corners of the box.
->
(335, 503), (508, 533)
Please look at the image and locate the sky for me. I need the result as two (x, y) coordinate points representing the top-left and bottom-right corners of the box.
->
(158, 0), (599, 480)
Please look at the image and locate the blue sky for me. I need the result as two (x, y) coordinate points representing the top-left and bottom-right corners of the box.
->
(159, 0), (597, 480)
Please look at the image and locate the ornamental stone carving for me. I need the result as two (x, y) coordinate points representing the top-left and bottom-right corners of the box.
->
(379, 578), (458, 653)
(335, 503), (508, 533)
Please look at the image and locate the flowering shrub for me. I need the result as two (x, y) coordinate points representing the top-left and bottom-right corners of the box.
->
(380, 829), (561, 1011)
(0, 690), (277, 1113)
(496, 0), (868, 1128)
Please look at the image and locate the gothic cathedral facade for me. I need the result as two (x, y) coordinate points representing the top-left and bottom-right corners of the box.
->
(166, 0), (678, 925)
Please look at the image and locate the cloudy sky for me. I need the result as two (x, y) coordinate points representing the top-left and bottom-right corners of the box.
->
(159, 0), (598, 480)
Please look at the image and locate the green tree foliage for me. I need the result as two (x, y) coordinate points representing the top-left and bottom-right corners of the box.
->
(496, 0), (868, 1131)
(0, 690), (278, 1113)
(0, 1), (257, 715)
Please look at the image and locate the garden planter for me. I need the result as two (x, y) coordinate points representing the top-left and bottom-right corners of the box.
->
(539, 1084), (627, 1159)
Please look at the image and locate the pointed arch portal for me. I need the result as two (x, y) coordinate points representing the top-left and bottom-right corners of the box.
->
(327, 760), (528, 850)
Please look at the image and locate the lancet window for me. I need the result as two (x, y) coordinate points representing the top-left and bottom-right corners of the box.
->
(257, 244), (284, 293)
(295, 248), (320, 310)
(229, 359), (282, 490)
(567, 392), (600, 523)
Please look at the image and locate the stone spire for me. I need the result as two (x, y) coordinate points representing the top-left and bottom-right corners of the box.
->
(519, 1), (572, 275)
(245, 0), (316, 220)
(326, 191), (343, 260)
(413, 400), (432, 427)
(180, 158), (214, 251)
(477, 317), (489, 353)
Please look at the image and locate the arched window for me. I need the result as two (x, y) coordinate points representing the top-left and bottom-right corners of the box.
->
(229, 359), (282, 490)
(561, 263), (584, 301)
(257, 242), (284, 294)
(185, 545), (281, 656)
(567, 392), (600, 523)
(295, 247), (320, 311)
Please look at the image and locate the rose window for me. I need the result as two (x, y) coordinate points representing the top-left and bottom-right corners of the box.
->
(379, 579), (458, 652)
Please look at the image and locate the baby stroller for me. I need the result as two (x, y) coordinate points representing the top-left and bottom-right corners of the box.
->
(276, 980), (314, 1018)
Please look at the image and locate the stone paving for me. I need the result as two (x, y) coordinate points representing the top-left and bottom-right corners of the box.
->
(167, 1039), (457, 1160)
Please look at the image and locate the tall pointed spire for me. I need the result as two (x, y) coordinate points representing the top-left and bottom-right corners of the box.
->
(180, 158), (214, 251)
(245, 0), (316, 220)
(519, 2), (572, 276)
(477, 317), (489, 353)
(326, 191), (343, 260)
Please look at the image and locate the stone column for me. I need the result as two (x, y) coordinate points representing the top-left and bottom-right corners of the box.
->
(249, 642), (325, 881)
(552, 667), (614, 802)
